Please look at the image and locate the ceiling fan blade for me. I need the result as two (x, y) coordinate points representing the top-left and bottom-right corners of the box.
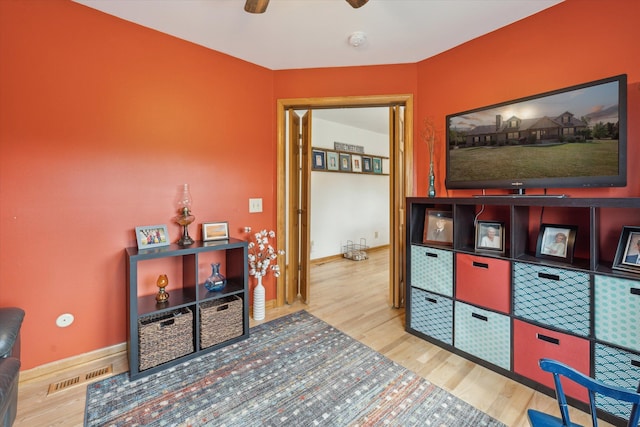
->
(345, 0), (369, 8)
(245, 0), (270, 14)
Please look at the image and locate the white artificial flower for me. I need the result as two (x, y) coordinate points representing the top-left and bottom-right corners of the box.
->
(245, 228), (286, 278)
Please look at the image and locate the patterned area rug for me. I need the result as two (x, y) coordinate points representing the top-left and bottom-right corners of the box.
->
(85, 311), (505, 426)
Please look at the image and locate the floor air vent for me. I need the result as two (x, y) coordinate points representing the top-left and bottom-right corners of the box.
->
(47, 364), (113, 395)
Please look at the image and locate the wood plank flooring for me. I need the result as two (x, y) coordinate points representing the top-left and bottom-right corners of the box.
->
(14, 248), (613, 426)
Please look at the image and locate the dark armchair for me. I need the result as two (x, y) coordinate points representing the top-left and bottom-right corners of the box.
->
(0, 308), (25, 427)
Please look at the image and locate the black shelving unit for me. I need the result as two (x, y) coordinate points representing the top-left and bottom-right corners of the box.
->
(406, 197), (640, 426)
(125, 238), (249, 380)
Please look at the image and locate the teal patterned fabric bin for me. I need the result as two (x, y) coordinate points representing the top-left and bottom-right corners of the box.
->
(410, 245), (453, 296)
(454, 301), (511, 370)
(594, 342), (640, 423)
(513, 262), (590, 337)
(410, 287), (453, 345)
(595, 275), (640, 352)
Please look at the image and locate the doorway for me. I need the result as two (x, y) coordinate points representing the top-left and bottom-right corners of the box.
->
(274, 94), (413, 309)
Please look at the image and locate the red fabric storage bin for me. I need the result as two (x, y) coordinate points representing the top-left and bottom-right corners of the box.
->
(513, 319), (590, 402)
(455, 253), (510, 313)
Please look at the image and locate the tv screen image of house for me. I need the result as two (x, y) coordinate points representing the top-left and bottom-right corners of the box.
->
(445, 74), (627, 191)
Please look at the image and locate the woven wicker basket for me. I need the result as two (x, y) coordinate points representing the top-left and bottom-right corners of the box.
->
(138, 307), (194, 371)
(200, 295), (243, 349)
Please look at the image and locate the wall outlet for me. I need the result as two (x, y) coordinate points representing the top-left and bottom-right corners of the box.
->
(249, 198), (263, 213)
(374, 231), (379, 239)
(56, 313), (74, 328)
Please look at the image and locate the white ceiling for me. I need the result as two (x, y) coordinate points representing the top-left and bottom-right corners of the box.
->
(73, 0), (563, 71)
(313, 107), (390, 135)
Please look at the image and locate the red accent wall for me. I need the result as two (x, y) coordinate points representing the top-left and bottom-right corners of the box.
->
(1, 0), (639, 370)
(416, 0), (640, 198)
(0, 1), (279, 369)
(274, 64), (418, 99)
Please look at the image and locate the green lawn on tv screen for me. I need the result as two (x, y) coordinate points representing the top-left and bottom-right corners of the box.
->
(447, 140), (619, 182)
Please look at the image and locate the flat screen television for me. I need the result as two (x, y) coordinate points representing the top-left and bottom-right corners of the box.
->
(445, 74), (627, 192)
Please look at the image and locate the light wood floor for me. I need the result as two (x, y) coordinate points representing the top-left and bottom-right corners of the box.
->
(15, 248), (613, 426)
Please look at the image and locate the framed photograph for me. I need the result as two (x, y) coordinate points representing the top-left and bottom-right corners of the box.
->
(612, 226), (640, 274)
(372, 157), (382, 174)
(423, 209), (453, 246)
(339, 153), (351, 171)
(202, 221), (229, 242)
(351, 154), (362, 172)
(536, 223), (577, 263)
(475, 221), (505, 254)
(135, 224), (169, 250)
(327, 151), (339, 171)
(362, 156), (372, 172)
(312, 149), (326, 170)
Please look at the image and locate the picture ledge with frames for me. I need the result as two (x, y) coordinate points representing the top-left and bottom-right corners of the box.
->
(311, 147), (389, 175)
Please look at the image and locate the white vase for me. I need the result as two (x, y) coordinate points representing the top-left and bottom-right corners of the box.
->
(253, 275), (266, 321)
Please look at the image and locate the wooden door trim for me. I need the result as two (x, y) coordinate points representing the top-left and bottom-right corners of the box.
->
(286, 110), (301, 304)
(276, 94), (413, 307)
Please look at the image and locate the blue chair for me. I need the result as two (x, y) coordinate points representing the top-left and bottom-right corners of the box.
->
(527, 358), (640, 427)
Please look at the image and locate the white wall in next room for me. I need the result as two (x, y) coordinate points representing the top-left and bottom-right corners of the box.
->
(310, 113), (389, 259)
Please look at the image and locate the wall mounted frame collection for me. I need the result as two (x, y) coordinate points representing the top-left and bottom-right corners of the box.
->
(312, 147), (388, 175)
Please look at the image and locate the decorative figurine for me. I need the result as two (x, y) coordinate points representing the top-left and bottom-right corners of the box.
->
(175, 184), (195, 246)
(156, 274), (169, 303)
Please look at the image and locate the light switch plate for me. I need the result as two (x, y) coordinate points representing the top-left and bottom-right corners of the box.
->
(249, 198), (263, 213)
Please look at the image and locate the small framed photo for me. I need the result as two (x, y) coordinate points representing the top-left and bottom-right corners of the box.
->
(135, 224), (170, 250)
(351, 154), (362, 173)
(612, 226), (640, 274)
(327, 151), (339, 171)
(202, 221), (229, 242)
(312, 149), (326, 170)
(423, 209), (453, 246)
(536, 223), (577, 263)
(339, 153), (351, 171)
(372, 157), (382, 174)
(362, 156), (372, 172)
(475, 221), (505, 254)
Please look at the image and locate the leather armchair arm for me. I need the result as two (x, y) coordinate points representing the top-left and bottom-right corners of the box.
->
(0, 357), (20, 427)
(0, 308), (25, 359)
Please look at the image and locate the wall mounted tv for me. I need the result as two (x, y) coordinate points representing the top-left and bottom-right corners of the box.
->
(445, 74), (627, 192)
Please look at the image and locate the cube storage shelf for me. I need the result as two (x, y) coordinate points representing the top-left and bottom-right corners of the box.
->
(405, 197), (640, 427)
(126, 238), (249, 380)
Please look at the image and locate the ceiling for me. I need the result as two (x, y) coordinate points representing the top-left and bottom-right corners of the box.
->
(72, 0), (562, 134)
(312, 107), (389, 135)
(73, 0), (563, 71)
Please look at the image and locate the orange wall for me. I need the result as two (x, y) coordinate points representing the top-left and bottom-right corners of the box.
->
(1, 0), (639, 371)
(0, 1), (280, 369)
(274, 64), (418, 99)
(416, 0), (640, 198)
(0, 1), (418, 370)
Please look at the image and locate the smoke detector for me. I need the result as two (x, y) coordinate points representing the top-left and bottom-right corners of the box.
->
(348, 31), (367, 48)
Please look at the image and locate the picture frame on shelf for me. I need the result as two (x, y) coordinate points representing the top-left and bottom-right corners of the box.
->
(339, 153), (351, 171)
(612, 226), (640, 274)
(423, 209), (453, 246)
(202, 221), (229, 242)
(362, 156), (372, 172)
(312, 149), (326, 170)
(536, 223), (577, 263)
(135, 224), (170, 250)
(351, 154), (362, 173)
(327, 151), (339, 171)
(372, 157), (382, 174)
(475, 221), (505, 254)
